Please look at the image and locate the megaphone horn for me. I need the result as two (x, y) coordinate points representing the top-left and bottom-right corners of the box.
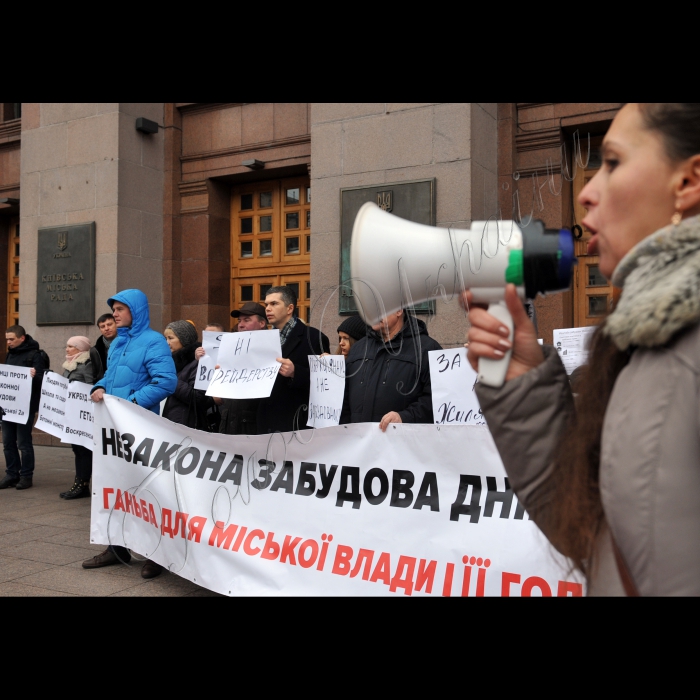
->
(350, 202), (574, 388)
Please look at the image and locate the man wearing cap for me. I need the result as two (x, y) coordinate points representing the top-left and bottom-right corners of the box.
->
(83, 289), (177, 575)
(203, 302), (267, 435)
(259, 286), (330, 433)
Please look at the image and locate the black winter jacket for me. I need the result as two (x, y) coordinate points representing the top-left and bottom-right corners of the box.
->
(257, 321), (330, 433)
(340, 315), (442, 425)
(95, 335), (112, 372)
(162, 343), (207, 428)
(219, 397), (260, 435)
(5, 335), (47, 414)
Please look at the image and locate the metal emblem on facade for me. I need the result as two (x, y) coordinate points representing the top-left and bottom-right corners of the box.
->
(377, 191), (393, 212)
(57, 231), (68, 251)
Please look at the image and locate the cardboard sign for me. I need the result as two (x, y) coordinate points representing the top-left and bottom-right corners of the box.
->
(194, 330), (223, 390)
(307, 355), (345, 428)
(64, 380), (95, 450)
(206, 330), (282, 399)
(37, 371), (70, 438)
(553, 327), (596, 375)
(428, 348), (485, 426)
(0, 364), (33, 424)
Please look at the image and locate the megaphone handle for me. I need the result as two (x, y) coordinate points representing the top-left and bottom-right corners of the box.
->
(477, 302), (514, 388)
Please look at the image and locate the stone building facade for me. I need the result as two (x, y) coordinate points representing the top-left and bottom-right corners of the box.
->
(0, 103), (623, 370)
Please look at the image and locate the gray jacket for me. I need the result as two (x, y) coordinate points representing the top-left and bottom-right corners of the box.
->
(62, 352), (94, 385)
(476, 216), (700, 596)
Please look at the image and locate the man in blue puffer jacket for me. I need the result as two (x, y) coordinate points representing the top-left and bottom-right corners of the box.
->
(83, 289), (177, 578)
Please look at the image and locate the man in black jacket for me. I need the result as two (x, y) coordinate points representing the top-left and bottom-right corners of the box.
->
(0, 325), (48, 490)
(340, 309), (442, 431)
(95, 313), (117, 371)
(258, 286), (330, 433)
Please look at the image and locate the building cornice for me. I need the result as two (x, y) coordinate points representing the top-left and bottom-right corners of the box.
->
(181, 133), (311, 164)
(0, 119), (21, 147)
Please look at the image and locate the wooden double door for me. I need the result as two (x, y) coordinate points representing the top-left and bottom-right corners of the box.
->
(230, 177), (311, 327)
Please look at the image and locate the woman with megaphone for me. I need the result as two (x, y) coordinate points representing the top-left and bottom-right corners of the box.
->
(465, 103), (700, 596)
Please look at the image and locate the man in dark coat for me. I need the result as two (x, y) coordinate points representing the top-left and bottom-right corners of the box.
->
(258, 286), (330, 433)
(95, 312), (117, 371)
(340, 309), (442, 430)
(0, 325), (48, 490)
(216, 303), (267, 435)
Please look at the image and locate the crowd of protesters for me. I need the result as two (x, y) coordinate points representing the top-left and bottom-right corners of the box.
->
(0, 283), (441, 579)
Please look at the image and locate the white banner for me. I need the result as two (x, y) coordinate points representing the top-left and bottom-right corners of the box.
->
(206, 330), (282, 400)
(91, 397), (583, 597)
(37, 372), (69, 438)
(428, 348), (485, 426)
(553, 327), (596, 375)
(0, 364), (33, 424)
(307, 355), (345, 428)
(194, 331), (223, 390)
(64, 381), (95, 449)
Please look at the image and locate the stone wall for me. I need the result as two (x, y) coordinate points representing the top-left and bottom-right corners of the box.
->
(309, 103), (497, 349)
(19, 103), (165, 369)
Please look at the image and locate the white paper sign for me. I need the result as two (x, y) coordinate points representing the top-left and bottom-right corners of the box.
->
(0, 364), (33, 424)
(37, 372), (69, 439)
(428, 348), (485, 426)
(553, 327), (596, 375)
(206, 330), (282, 399)
(307, 355), (345, 428)
(64, 380), (95, 450)
(194, 331), (223, 390)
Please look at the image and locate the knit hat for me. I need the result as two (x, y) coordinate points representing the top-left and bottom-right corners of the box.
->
(67, 336), (91, 352)
(337, 316), (367, 341)
(166, 320), (198, 348)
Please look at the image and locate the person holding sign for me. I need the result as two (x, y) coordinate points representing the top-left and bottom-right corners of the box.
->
(95, 313), (117, 371)
(59, 336), (95, 501)
(341, 309), (441, 431)
(85, 289), (176, 577)
(258, 287), (330, 433)
(466, 103), (700, 595)
(336, 316), (367, 357)
(0, 325), (48, 490)
(217, 303), (266, 435)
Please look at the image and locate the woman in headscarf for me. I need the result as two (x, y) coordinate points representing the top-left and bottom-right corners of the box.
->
(162, 320), (213, 429)
(59, 336), (94, 500)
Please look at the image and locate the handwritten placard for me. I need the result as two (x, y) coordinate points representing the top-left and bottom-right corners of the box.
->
(307, 355), (345, 428)
(553, 326), (596, 375)
(206, 330), (282, 400)
(37, 371), (69, 438)
(0, 364), (33, 425)
(64, 380), (95, 450)
(194, 330), (223, 390)
(428, 348), (485, 426)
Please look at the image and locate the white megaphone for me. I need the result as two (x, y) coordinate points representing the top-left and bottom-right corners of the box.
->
(350, 202), (574, 388)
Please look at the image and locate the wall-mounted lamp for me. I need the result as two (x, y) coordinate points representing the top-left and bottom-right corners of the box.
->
(135, 117), (159, 135)
(242, 159), (265, 170)
(0, 197), (19, 208)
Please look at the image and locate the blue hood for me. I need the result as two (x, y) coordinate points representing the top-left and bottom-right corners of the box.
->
(108, 289), (151, 338)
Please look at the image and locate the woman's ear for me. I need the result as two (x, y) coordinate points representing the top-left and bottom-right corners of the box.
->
(675, 154), (700, 216)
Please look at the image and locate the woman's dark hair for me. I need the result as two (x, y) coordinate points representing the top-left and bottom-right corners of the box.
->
(543, 103), (700, 576)
(639, 103), (700, 162)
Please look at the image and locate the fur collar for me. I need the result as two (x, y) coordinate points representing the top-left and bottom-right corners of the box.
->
(604, 215), (700, 350)
(62, 351), (90, 372)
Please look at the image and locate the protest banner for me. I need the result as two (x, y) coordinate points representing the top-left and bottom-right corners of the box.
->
(37, 372), (69, 439)
(0, 364), (32, 424)
(307, 355), (345, 428)
(206, 330), (282, 400)
(64, 380), (95, 450)
(194, 330), (223, 390)
(91, 397), (584, 597)
(553, 326), (596, 375)
(428, 348), (485, 426)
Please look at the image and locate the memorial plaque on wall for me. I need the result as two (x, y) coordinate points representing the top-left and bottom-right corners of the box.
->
(37, 223), (95, 325)
(339, 179), (435, 315)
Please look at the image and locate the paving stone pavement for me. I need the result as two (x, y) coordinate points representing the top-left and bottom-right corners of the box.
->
(0, 446), (222, 597)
